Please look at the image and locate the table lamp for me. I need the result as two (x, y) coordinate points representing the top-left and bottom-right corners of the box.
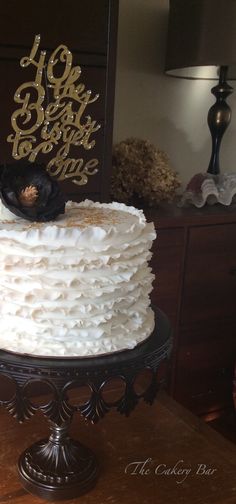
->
(165, 0), (236, 207)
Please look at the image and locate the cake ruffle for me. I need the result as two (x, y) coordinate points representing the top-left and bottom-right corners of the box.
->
(0, 200), (156, 356)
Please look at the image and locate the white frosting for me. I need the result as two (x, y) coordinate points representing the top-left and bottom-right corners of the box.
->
(0, 199), (156, 356)
(0, 201), (22, 221)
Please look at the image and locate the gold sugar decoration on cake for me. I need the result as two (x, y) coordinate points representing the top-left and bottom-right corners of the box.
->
(7, 34), (100, 186)
(1, 206), (136, 232)
(52, 208), (123, 228)
(18, 185), (39, 207)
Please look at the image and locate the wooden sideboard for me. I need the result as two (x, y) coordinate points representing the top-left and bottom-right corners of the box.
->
(145, 203), (236, 419)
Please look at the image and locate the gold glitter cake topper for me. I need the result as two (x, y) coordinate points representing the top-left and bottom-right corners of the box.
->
(7, 34), (101, 186)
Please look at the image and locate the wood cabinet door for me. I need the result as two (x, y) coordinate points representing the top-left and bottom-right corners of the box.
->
(0, 0), (119, 201)
(150, 227), (184, 327)
(181, 223), (236, 325)
(175, 323), (236, 416)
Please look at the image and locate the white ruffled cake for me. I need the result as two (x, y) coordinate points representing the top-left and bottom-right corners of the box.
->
(0, 199), (156, 357)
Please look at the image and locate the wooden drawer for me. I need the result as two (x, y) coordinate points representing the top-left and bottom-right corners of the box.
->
(150, 227), (184, 327)
(174, 325), (236, 415)
(181, 223), (236, 325)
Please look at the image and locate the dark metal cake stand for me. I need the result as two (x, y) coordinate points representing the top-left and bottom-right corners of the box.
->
(0, 307), (171, 501)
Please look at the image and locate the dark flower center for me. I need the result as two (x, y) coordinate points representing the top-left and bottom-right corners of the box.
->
(18, 185), (39, 207)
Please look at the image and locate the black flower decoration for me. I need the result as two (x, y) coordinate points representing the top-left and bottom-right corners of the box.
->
(0, 162), (65, 222)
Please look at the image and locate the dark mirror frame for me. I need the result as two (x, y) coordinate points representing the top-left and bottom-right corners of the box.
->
(0, 0), (119, 202)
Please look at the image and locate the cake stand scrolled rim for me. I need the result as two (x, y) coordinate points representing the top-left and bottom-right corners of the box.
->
(0, 307), (172, 369)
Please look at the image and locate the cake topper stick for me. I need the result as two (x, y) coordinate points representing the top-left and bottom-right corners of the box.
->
(7, 35), (101, 186)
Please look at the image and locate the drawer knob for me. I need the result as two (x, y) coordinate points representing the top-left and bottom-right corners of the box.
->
(229, 267), (236, 276)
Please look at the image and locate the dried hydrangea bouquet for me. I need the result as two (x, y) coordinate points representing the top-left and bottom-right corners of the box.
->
(111, 138), (180, 207)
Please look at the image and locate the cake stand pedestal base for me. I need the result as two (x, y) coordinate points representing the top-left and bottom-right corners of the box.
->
(18, 421), (98, 501)
(0, 307), (172, 501)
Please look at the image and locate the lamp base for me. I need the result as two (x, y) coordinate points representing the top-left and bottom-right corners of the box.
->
(207, 65), (233, 176)
(178, 172), (236, 208)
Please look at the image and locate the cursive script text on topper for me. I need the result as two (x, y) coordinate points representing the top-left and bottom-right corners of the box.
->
(7, 34), (101, 186)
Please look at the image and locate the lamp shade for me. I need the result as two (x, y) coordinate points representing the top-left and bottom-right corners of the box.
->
(165, 0), (236, 79)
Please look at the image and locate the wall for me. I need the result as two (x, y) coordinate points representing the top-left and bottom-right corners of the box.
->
(113, 0), (236, 187)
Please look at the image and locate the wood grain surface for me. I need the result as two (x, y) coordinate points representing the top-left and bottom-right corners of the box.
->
(0, 391), (236, 504)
